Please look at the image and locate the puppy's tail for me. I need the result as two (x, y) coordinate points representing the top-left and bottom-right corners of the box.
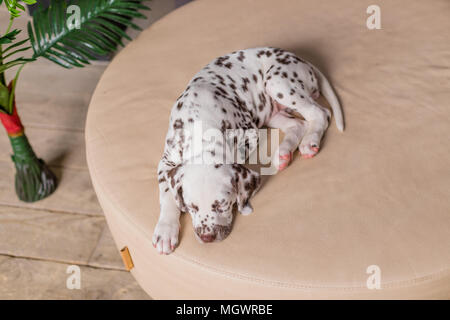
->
(311, 65), (344, 132)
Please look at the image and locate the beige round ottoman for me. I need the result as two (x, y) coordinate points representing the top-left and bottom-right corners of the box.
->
(86, 0), (450, 299)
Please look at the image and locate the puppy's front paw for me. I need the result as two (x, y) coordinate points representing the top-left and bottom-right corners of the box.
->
(152, 220), (180, 255)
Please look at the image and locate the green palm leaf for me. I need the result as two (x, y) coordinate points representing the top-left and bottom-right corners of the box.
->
(0, 57), (33, 74)
(0, 29), (21, 44)
(0, 29), (34, 76)
(27, 0), (150, 69)
(2, 0), (36, 18)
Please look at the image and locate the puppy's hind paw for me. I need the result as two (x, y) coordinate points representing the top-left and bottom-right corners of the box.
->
(278, 152), (293, 170)
(152, 220), (180, 255)
(273, 150), (293, 172)
(299, 135), (320, 159)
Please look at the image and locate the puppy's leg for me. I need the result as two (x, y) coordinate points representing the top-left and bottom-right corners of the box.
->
(153, 163), (181, 254)
(266, 80), (330, 159)
(295, 100), (330, 158)
(267, 111), (307, 171)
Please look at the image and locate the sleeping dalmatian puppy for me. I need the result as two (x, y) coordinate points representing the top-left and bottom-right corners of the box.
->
(153, 47), (344, 254)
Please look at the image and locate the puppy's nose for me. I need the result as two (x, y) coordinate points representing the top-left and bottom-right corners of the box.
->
(199, 233), (216, 243)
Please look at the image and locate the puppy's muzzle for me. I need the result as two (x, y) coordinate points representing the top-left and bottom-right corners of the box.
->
(195, 224), (232, 243)
(199, 233), (216, 243)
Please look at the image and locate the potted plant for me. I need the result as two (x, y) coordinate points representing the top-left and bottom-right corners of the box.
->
(0, 0), (149, 202)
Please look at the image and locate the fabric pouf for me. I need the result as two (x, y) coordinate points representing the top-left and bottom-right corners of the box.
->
(86, 0), (450, 299)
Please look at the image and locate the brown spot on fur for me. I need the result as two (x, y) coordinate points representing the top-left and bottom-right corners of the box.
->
(173, 119), (184, 129)
(237, 51), (245, 62)
(176, 186), (186, 212)
(190, 203), (199, 213)
(166, 165), (180, 188)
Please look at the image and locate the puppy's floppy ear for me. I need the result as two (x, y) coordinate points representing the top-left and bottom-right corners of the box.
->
(165, 164), (187, 212)
(231, 164), (261, 215)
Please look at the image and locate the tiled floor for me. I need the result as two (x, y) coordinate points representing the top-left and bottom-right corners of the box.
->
(0, 0), (179, 299)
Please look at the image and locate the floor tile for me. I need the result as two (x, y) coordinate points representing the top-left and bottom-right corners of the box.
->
(88, 225), (126, 270)
(0, 162), (103, 216)
(0, 206), (105, 264)
(0, 256), (150, 299)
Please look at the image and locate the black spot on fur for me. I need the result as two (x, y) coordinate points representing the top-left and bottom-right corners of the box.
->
(256, 50), (266, 58)
(258, 69), (264, 79)
(237, 51), (245, 62)
(221, 120), (232, 133)
(215, 56), (230, 67)
(227, 75), (236, 83)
